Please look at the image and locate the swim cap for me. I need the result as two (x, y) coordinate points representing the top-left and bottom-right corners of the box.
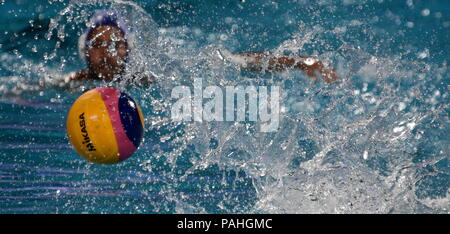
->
(78, 10), (134, 62)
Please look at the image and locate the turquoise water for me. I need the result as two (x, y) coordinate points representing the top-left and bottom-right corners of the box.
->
(0, 0), (449, 213)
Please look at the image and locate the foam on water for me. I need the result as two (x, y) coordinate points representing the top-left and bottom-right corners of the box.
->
(0, 0), (448, 213)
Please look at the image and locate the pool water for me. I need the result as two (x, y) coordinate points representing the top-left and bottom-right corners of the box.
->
(0, 0), (449, 213)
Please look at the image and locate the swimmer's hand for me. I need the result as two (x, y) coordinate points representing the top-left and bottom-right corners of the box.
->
(64, 70), (90, 82)
(220, 50), (338, 83)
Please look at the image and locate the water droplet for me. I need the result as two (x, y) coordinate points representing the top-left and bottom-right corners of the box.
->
(421, 9), (430, 17)
(363, 151), (368, 160)
(393, 126), (405, 133)
(406, 22), (414, 28)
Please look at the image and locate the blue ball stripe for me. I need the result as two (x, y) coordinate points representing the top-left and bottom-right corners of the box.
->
(118, 92), (144, 148)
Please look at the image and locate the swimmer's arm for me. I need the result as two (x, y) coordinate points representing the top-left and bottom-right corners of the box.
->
(223, 51), (337, 83)
(64, 69), (154, 86)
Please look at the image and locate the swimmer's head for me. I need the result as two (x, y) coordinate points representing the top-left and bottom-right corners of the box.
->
(86, 24), (128, 80)
(79, 11), (131, 80)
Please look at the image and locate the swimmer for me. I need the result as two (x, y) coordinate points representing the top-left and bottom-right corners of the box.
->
(68, 11), (337, 84)
(66, 11), (131, 82)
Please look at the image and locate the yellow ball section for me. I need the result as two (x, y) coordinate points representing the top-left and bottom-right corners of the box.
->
(66, 89), (120, 164)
